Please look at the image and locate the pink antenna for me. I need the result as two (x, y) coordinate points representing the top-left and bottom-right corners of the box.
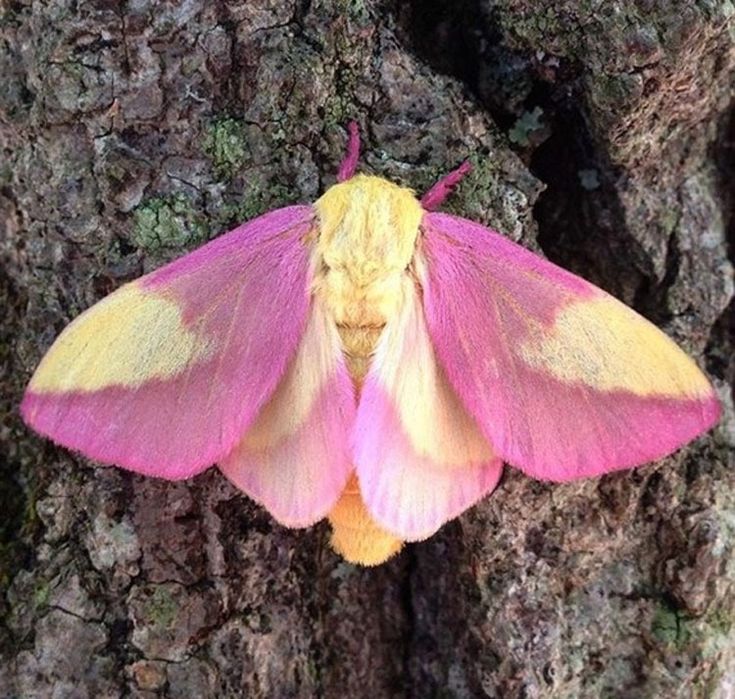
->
(420, 160), (473, 210)
(337, 121), (361, 182)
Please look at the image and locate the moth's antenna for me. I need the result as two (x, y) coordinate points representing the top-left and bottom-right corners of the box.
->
(420, 160), (472, 211)
(337, 121), (360, 182)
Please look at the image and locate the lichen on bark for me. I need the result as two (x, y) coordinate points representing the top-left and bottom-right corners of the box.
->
(1, 1), (733, 697)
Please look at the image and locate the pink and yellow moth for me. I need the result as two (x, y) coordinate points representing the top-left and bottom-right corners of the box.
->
(21, 123), (721, 566)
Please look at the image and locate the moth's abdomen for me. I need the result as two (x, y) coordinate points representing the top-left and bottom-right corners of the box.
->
(328, 474), (402, 565)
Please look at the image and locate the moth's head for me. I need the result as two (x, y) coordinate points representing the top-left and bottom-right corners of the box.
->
(313, 175), (423, 325)
(311, 121), (468, 326)
(315, 175), (423, 271)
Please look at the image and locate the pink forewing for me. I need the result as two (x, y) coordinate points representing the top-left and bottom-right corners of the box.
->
(421, 212), (720, 481)
(22, 206), (315, 478)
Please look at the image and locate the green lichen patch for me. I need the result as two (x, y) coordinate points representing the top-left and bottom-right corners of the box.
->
(339, 0), (370, 22)
(141, 585), (178, 629)
(658, 208), (681, 238)
(324, 91), (359, 131)
(700, 606), (735, 658)
(509, 107), (546, 148)
(202, 118), (249, 180)
(652, 600), (734, 653)
(214, 182), (293, 229)
(32, 579), (51, 610)
(652, 601), (690, 648)
(446, 155), (504, 211)
(132, 194), (208, 252)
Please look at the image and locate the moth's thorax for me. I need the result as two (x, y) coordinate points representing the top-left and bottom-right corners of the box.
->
(313, 175), (423, 330)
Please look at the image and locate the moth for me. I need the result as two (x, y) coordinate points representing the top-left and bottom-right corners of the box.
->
(21, 123), (720, 566)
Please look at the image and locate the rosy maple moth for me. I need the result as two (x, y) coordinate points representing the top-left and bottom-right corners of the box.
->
(21, 122), (720, 566)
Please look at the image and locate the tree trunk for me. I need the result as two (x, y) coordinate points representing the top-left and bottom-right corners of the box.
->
(1, 1), (733, 697)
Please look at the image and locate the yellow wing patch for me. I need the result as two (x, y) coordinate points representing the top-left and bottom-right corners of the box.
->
(518, 296), (713, 398)
(29, 282), (213, 393)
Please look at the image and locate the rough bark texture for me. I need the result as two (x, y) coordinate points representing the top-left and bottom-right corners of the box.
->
(1, 1), (733, 697)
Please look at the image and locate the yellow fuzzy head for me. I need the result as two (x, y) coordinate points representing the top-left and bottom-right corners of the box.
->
(314, 175), (423, 327)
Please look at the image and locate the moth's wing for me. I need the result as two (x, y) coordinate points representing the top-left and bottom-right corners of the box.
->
(421, 212), (721, 481)
(22, 206), (315, 479)
(354, 278), (503, 541)
(219, 298), (356, 527)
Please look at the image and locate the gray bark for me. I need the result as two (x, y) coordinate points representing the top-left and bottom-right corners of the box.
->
(1, 1), (733, 697)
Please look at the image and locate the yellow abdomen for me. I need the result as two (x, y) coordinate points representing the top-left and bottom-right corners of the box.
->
(328, 473), (403, 566)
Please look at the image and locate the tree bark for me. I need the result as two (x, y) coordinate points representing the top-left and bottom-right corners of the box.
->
(1, 1), (733, 697)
